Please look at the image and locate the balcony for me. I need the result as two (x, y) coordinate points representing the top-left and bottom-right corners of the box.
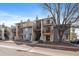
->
(43, 23), (52, 26)
(43, 32), (51, 35)
(43, 29), (51, 35)
(43, 20), (52, 27)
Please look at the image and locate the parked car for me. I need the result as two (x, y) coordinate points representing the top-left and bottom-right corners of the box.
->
(70, 39), (79, 44)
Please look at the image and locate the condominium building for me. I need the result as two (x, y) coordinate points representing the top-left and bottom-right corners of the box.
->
(15, 17), (54, 42)
(0, 18), (78, 42)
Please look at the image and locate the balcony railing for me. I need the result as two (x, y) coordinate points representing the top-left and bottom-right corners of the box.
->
(43, 23), (52, 27)
(43, 28), (51, 33)
(43, 32), (51, 35)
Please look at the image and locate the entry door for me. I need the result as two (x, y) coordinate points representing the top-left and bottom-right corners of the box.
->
(46, 35), (50, 42)
(23, 28), (32, 41)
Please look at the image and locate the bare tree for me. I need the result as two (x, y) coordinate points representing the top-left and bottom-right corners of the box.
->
(42, 3), (79, 43)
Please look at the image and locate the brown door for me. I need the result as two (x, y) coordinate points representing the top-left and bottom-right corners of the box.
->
(46, 35), (50, 42)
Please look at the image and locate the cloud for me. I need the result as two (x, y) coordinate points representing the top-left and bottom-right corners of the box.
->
(0, 10), (48, 27)
(0, 11), (35, 27)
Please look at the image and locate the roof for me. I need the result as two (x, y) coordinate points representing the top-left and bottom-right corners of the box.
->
(16, 20), (34, 25)
(16, 17), (53, 25)
(35, 17), (53, 21)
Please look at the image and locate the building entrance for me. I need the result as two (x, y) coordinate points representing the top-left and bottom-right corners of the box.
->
(35, 31), (41, 41)
(46, 35), (50, 42)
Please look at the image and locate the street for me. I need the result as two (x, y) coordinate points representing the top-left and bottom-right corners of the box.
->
(0, 40), (79, 56)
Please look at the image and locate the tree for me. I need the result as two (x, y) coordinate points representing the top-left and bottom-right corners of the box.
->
(42, 3), (79, 43)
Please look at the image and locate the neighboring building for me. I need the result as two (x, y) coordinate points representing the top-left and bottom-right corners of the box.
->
(0, 24), (12, 40)
(11, 25), (16, 40)
(0, 24), (5, 40)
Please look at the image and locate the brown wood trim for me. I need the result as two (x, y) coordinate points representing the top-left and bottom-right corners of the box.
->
(43, 33), (51, 35)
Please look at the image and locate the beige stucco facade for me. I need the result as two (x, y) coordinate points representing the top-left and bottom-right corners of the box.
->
(35, 17), (54, 42)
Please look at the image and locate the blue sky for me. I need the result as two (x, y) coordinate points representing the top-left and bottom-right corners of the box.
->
(0, 3), (49, 26)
